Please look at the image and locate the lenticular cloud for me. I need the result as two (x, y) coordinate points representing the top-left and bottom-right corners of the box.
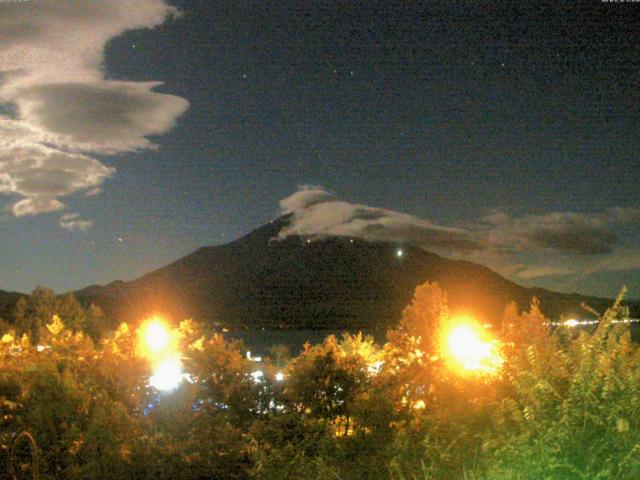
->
(0, 0), (189, 222)
(277, 187), (640, 281)
(278, 186), (483, 254)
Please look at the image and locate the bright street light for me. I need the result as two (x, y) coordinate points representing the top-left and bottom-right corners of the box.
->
(442, 316), (503, 376)
(137, 317), (185, 393)
(145, 321), (170, 352)
(138, 317), (174, 360)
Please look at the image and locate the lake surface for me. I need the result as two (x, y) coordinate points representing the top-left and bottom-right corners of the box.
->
(228, 322), (640, 359)
(226, 328), (382, 357)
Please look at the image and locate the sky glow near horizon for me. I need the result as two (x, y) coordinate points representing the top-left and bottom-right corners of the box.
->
(0, 0), (638, 299)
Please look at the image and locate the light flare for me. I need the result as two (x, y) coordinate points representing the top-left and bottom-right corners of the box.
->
(138, 317), (174, 359)
(146, 322), (170, 352)
(442, 316), (503, 375)
(149, 358), (184, 392)
(137, 316), (184, 393)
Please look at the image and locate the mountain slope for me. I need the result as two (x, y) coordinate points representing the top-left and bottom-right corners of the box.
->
(0, 289), (23, 322)
(76, 217), (620, 331)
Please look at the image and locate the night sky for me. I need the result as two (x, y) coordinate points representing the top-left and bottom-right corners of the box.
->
(1, 0), (639, 298)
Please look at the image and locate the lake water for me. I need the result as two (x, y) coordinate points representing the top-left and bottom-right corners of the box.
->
(229, 322), (640, 359)
(226, 328), (382, 357)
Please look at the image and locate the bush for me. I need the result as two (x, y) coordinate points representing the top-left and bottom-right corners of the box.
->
(2, 283), (639, 479)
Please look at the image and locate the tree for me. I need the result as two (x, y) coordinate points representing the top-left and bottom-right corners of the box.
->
(284, 336), (368, 434)
(484, 290), (640, 479)
(13, 287), (57, 342)
(268, 344), (290, 368)
(11, 288), (89, 342)
(388, 281), (449, 354)
(387, 282), (502, 479)
(55, 293), (86, 332)
(84, 303), (108, 342)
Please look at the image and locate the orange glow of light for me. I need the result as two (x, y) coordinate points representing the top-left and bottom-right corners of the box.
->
(441, 316), (503, 376)
(138, 317), (175, 359)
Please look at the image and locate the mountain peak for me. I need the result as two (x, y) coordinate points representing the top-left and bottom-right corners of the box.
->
(75, 219), (621, 330)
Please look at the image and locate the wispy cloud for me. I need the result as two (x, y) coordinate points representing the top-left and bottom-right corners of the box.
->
(59, 213), (92, 232)
(478, 209), (637, 256)
(278, 187), (640, 283)
(0, 0), (189, 224)
(279, 186), (483, 254)
(510, 264), (575, 280)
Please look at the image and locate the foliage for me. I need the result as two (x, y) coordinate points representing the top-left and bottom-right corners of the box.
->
(1, 283), (639, 479)
(7, 287), (94, 343)
(482, 289), (640, 479)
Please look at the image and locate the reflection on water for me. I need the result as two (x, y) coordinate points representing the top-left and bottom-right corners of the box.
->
(228, 322), (640, 359)
(226, 329), (376, 357)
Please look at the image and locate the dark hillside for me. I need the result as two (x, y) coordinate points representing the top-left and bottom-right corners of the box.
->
(76, 217), (626, 331)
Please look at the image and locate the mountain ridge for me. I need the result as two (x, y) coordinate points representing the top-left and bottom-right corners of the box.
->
(0, 289), (25, 322)
(74, 216), (625, 331)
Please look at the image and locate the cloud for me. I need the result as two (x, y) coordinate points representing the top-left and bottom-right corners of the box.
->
(277, 187), (640, 288)
(0, 0), (179, 86)
(15, 81), (189, 154)
(0, 0), (188, 221)
(12, 197), (65, 217)
(470, 209), (640, 284)
(280, 186), (337, 213)
(480, 209), (640, 256)
(85, 187), (103, 197)
(0, 135), (115, 197)
(512, 265), (575, 279)
(579, 248), (640, 276)
(59, 213), (92, 231)
(0, 119), (114, 214)
(278, 186), (483, 254)
(527, 223), (614, 255)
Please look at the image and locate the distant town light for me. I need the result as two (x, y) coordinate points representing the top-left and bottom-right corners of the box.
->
(247, 351), (262, 362)
(250, 370), (264, 383)
(275, 371), (285, 382)
(396, 248), (404, 258)
(548, 318), (640, 327)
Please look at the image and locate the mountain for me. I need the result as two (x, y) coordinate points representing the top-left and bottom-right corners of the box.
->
(76, 217), (623, 333)
(0, 289), (23, 322)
